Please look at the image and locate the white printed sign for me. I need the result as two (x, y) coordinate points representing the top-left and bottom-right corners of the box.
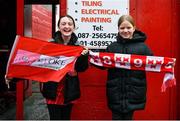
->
(67, 0), (129, 49)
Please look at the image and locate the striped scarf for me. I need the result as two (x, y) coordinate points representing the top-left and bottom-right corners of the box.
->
(89, 51), (176, 92)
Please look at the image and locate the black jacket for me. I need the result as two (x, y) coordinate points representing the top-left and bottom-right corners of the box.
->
(106, 30), (153, 113)
(42, 31), (88, 104)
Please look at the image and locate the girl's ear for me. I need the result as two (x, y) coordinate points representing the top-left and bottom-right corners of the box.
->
(134, 26), (136, 29)
(133, 26), (136, 32)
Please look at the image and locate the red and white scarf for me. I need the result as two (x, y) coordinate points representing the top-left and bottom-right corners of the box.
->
(89, 51), (176, 92)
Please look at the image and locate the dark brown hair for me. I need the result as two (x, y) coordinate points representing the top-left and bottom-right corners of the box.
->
(57, 15), (76, 28)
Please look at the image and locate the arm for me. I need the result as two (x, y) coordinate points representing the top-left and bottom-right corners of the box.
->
(75, 47), (89, 72)
(75, 54), (89, 72)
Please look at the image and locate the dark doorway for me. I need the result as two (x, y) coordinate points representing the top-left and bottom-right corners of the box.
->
(0, 0), (16, 114)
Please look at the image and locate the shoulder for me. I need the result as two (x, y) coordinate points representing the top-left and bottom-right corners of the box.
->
(106, 42), (120, 52)
(108, 41), (119, 48)
(133, 42), (153, 56)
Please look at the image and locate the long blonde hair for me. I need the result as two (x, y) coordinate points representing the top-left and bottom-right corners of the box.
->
(117, 15), (135, 28)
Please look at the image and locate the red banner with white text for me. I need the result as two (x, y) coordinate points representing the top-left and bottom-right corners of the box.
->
(6, 35), (83, 82)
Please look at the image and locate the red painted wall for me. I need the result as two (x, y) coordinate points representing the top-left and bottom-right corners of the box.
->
(130, 0), (178, 119)
(72, 66), (111, 120)
(70, 0), (179, 120)
(16, 0), (179, 119)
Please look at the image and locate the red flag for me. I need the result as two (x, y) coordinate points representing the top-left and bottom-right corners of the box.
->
(6, 35), (83, 82)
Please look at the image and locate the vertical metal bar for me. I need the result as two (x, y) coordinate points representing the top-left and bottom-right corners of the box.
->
(16, 0), (24, 119)
(60, 0), (67, 16)
(17, 0), (24, 35)
(16, 80), (24, 120)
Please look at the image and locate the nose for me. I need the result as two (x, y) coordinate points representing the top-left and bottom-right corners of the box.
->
(124, 28), (128, 32)
(64, 24), (69, 28)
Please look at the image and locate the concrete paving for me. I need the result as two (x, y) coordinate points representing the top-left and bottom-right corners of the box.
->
(0, 82), (50, 120)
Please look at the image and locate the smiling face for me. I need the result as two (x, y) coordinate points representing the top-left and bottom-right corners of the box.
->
(58, 16), (75, 38)
(117, 15), (136, 39)
(118, 20), (135, 39)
